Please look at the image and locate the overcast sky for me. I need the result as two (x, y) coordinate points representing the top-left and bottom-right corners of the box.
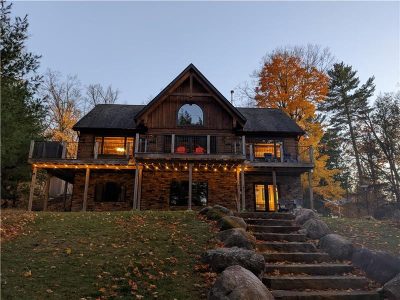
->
(13, 1), (400, 105)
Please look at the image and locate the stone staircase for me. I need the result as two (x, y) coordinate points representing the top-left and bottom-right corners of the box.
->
(238, 212), (381, 300)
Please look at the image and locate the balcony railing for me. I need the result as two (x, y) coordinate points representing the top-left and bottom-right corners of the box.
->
(246, 144), (313, 164)
(136, 134), (244, 156)
(29, 141), (133, 161)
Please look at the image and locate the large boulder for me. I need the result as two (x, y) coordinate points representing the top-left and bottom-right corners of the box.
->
(206, 205), (234, 221)
(201, 247), (265, 278)
(216, 228), (256, 250)
(218, 216), (247, 231)
(303, 218), (330, 239)
(352, 248), (400, 284)
(319, 234), (353, 260)
(199, 206), (212, 215)
(295, 208), (318, 225)
(383, 273), (400, 300)
(208, 265), (274, 300)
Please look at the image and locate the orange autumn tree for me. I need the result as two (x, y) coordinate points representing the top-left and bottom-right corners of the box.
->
(255, 53), (344, 200)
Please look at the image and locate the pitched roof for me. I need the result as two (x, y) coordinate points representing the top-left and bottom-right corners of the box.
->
(73, 104), (145, 130)
(237, 107), (305, 134)
(73, 104), (304, 135)
(135, 63), (246, 124)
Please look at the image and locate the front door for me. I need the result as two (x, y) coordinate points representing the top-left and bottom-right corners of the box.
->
(254, 184), (278, 212)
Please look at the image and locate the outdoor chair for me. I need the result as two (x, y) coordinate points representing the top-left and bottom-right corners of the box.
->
(264, 153), (274, 162)
(176, 146), (187, 154)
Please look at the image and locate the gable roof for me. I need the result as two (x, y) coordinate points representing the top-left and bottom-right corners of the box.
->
(237, 108), (305, 135)
(73, 104), (145, 130)
(134, 63), (247, 124)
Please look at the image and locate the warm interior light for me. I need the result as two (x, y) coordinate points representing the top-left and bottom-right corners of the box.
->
(116, 147), (125, 152)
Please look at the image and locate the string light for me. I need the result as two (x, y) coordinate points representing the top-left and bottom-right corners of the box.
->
(174, 167), (178, 171)
(213, 168), (217, 172)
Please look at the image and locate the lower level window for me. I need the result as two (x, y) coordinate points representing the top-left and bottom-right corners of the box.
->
(255, 184), (278, 211)
(95, 182), (126, 202)
(169, 181), (208, 206)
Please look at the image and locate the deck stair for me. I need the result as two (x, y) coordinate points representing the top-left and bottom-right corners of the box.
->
(236, 212), (381, 300)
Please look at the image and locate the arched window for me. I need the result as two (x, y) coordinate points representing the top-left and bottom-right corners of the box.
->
(177, 104), (203, 126)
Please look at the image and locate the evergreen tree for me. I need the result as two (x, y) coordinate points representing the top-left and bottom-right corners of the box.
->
(323, 62), (375, 186)
(1, 2), (45, 203)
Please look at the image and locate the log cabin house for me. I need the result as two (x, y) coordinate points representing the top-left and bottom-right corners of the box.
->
(27, 64), (314, 212)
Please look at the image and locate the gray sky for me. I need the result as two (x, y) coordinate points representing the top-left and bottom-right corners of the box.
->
(13, 1), (400, 105)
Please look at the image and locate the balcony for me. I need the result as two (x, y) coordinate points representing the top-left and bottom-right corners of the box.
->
(134, 134), (245, 161)
(29, 141), (134, 164)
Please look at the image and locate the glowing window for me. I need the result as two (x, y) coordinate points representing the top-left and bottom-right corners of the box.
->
(95, 137), (134, 156)
(177, 104), (203, 126)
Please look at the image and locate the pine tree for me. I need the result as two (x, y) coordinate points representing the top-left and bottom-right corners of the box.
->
(323, 62), (375, 186)
(1, 2), (45, 203)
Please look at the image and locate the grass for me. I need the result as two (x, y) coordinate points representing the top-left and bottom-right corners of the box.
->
(1, 210), (216, 299)
(322, 216), (400, 256)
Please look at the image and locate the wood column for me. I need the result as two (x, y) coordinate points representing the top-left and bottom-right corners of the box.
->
(43, 174), (51, 211)
(82, 168), (90, 211)
(63, 181), (68, 211)
(188, 163), (193, 210)
(236, 169), (241, 211)
(308, 171), (314, 210)
(133, 165), (139, 210)
(137, 166), (143, 210)
(28, 167), (37, 211)
(272, 170), (278, 211)
(240, 165), (245, 211)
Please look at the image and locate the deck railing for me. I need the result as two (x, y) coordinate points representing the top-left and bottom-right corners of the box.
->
(246, 143), (313, 164)
(136, 134), (244, 156)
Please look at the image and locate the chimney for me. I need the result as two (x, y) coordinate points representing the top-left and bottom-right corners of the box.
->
(230, 90), (234, 104)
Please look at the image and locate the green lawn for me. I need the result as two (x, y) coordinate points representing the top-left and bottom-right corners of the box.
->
(1, 211), (216, 299)
(322, 216), (400, 256)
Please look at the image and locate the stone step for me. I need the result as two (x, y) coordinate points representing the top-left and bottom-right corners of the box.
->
(263, 252), (332, 263)
(272, 290), (380, 300)
(248, 225), (301, 233)
(263, 275), (369, 290)
(257, 242), (317, 253)
(265, 263), (354, 275)
(236, 212), (295, 220)
(254, 232), (307, 242)
(244, 218), (294, 226)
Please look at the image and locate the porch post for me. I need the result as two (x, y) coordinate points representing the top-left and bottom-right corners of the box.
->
(63, 181), (68, 211)
(28, 166), (38, 211)
(135, 133), (140, 153)
(188, 163), (193, 210)
(241, 136), (246, 157)
(236, 168), (241, 211)
(137, 166), (143, 210)
(207, 135), (210, 154)
(133, 164), (139, 210)
(272, 169), (278, 210)
(308, 170), (314, 210)
(82, 168), (90, 211)
(240, 164), (245, 211)
(43, 173), (51, 211)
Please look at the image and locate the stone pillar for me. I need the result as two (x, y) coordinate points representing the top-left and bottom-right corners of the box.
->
(188, 163), (193, 210)
(308, 171), (314, 210)
(28, 167), (38, 211)
(43, 173), (51, 211)
(236, 169), (241, 211)
(137, 166), (143, 210)
(272, 170), (278, 211)
(240, 165), (245, 211)
(133, 165), (139, 210)
(82, 168), (90, 211)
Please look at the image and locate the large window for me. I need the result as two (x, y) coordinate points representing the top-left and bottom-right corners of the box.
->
(94, 182), (126, 202)
(254, 184), (278, 211)
(177, 104), (203, 126)
(254, 141), (282, 160)
(169, 181), (208, 206)
(95, 137), (134, 156)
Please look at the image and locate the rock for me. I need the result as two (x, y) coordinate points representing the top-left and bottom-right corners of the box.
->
(303, 218), (330, 239)
(216, 228), (256, 250)
(206, 205), (234, 221)
(383, 272), (400, 300)
(319, 234), (353, 260)
(298, 228), (307, 235)
(218, 216), (247, 231)
(295, 208), (318, 225)
(199, 206), (212, 215)
(201, 247), (265, 277)
(352, 248), (400, 284)
(208, 265), (274, 300)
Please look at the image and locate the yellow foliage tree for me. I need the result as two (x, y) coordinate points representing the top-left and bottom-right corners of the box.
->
(255, 53), (344, 200)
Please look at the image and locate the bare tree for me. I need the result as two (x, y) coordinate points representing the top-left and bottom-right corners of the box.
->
(85, 83), (119, 109)
(41, 70), (82, 142)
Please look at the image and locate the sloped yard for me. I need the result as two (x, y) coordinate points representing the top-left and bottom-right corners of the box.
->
(1, 210), (216, 299)
(322, 216), (400, 256)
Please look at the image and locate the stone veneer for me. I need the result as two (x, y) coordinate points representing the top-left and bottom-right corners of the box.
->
(71, 170), (135, 211)
(140, 170), (238, 211)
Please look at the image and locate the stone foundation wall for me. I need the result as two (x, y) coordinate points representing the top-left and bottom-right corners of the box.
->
(244, 173), (303, 211)
(140, 170), (238, 211)
(71, 170), (135, 211)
